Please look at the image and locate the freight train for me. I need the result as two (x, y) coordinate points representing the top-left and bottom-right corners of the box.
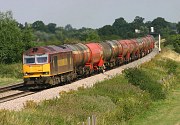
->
(23, 35), (155, 86)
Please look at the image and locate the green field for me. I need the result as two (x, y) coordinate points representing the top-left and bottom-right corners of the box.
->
(0, 48), (180, 125)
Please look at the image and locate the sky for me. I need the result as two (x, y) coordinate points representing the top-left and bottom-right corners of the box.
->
(0, 0), (180, 29)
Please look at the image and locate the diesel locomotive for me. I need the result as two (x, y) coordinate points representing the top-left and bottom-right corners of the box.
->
(23, 35), (155, 86)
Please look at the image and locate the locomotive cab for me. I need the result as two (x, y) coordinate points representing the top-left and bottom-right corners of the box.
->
(23, 54), (50, 77)
(23, 47), (51, 85)
(23, 46), (74, 85)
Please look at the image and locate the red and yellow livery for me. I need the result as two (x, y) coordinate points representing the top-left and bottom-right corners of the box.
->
(23, 35), (155, 86)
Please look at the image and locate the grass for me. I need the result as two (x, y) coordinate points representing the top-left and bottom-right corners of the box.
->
(0, 48), (180, 125)
(0, 77), (22, 86)
(0, 75), (152, 125)
(161, 47), (180, 62)
(126, 48), (180, 125)
(0, 63), (22, 86)
(128, 84), (180, 125)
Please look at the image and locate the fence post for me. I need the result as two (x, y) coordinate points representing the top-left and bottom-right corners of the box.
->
(87, 116), (91, 125)
(92, 115), (96, 125)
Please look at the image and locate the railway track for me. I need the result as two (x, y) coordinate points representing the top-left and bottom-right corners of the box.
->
(0, 82), (24, 93)
(0, 91), (35, 103)
(0, 83), (36, 103)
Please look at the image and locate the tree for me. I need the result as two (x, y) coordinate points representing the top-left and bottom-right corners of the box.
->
(0, 11), (23, 63)
(112, 17), (129, 38)
(76, 28), (100, 42)
(98, 25), (121, 40)
(131, 16), (149, 37)
(55, 27), (65, 41)
(145, 21), (152, 33)
(98, 25), (114, 36)
(65, 24), (73, 31)
(22, 25), (34, 50)
(34, 31), (56, 42)
(85, 30), (100, 42)
(177, 22), (180, 34)
(0, 11), (33, 64)
(151, 17), (170, 36)
(132, 16), (145, 29)
(32, 20), (46, 31)
(47, 23), (56, 33)
(173, 35), (180, 53)
(17, 23), (24, 29)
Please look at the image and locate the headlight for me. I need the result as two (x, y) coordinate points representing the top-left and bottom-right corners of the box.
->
(24, 72), (28, 76)
(43, 72), (49, 75)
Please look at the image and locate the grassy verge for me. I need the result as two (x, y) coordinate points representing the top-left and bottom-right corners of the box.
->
(128, 84), (180, 125)
(127, 48), (180, 125)
(0, 48), (179, 125)
(0, 77), (22, 86)
(1, 75), (152, 125)
(0, 63), (22, 86)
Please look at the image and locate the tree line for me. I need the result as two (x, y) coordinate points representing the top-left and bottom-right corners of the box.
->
(0, 11), (180, 64)
(28, 16), (179, 42)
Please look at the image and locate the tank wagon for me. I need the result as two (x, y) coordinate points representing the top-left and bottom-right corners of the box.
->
(23, 35), (155, 86)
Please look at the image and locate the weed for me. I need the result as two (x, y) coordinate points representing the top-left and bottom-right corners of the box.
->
(24, 100), (38, 109)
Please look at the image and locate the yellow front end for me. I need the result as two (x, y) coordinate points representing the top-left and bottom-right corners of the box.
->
(23, 63), (51, 78)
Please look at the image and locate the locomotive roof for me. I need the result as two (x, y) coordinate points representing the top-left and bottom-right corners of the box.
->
(24, 45), (72, 56)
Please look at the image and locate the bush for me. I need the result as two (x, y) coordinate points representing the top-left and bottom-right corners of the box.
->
(153, 58), (178, 75)
(124, 68), (166, 100)
(165, 59), (178, 74)
(165, 35), (180, 53)
(0, 63), (22, 78)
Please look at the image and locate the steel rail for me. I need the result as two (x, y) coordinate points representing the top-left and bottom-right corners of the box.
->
(0, 82), (24, 93)
(0, 91), (35, 103)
